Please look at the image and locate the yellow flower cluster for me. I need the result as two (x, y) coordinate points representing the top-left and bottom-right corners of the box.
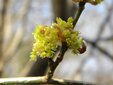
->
(30, 17), (84, 60)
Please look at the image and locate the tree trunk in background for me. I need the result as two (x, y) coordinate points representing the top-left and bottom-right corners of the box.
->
(52, 0), (68, 20)
(27, 58), (48, 76)
(52, 0), (76, 20)
(0, 0), (9, 77)
(27, 0), (76, 77)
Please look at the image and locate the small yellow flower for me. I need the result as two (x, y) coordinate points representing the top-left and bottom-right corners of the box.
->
(30, 17), (85, 60)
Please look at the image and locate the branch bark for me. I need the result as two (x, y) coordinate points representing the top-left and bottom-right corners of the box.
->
(73, 2), (85, 26)
(47, 2), (86, 82)
(0, 76), (95, 85)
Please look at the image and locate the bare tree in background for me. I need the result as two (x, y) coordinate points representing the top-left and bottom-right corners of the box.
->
(0, 0), (9, 77)
(0, 0), (31, 77)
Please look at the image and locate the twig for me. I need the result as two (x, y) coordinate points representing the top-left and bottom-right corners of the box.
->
(0, 76), (95, 85)
(73, 2), (86, 26)
(85, 39), (113, 60)
(95, 3), (113, 41)
(47, 2), (86, 82)
(47, 42), (68, 81)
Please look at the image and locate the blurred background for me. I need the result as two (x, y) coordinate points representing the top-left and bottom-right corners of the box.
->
(0, 0), (113, 84)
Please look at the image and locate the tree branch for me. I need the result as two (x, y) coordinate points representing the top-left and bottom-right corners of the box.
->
(47, 42), (68, 81)
(85, 39), (113, 60)
(0, 76), (95, 85)
(47, 2), (86, 82)
(73, 2), (85, 26)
